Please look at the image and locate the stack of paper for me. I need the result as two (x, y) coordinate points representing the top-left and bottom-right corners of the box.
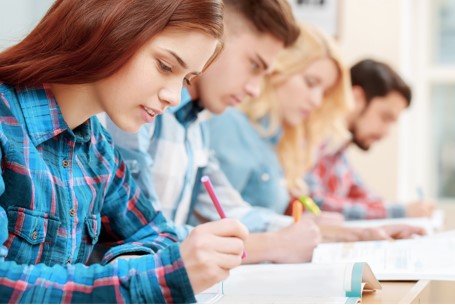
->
(312, 230), (455, 281)
(343, 209), (445, 235)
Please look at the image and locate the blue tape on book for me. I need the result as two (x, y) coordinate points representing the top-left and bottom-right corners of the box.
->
(345, 297), (360, 304)
(345, 262), (363, 298)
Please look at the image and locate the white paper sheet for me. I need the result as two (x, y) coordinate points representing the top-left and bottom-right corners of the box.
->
(197, 262), (380, 304)
(313, 230), (455, 280)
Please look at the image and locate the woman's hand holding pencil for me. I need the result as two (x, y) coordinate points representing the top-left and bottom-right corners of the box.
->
(180, 218), (249, 293)
(179, 176), (249, 293)
(201, 176), (247, 259)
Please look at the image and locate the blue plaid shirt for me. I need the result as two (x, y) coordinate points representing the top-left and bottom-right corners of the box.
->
(0, 83), (195, 303)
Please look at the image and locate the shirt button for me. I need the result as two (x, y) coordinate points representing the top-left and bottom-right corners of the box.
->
(261, 173), (270, 181)
(31, 231), (38, 240)
(69, 208), (76, 217)
(62, 160), (70, 168)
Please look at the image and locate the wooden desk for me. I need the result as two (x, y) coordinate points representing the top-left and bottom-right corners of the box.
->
(361, 205), (455, 304)
(363, 280), (430, 304)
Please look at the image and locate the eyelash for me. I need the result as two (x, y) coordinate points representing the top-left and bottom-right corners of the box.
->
(304, 77), (318, 88)
(158, 60), (172, 73)
(250, 60), (261, 72)
(158, 59), (192, 86)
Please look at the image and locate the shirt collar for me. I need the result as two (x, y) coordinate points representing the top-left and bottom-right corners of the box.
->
(16, 85), (92, 146)
(171, 88), (205, 126)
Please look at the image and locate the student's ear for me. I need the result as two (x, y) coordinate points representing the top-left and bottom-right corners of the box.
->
(351, 85), (367, 111)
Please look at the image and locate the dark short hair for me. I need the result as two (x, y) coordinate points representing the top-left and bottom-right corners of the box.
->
(224, 0), (300, 47)
(350, 59), (412, 107)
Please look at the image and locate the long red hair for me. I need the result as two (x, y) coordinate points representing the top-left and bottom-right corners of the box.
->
(0, 0), (224, 86)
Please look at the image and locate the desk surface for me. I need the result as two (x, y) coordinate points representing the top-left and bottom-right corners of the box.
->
(363, 280), (430, 304)
(212, 280), (432, 304)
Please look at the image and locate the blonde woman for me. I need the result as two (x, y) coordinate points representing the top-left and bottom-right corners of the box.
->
(206, 23), (425, 242)
(243, 23), (351, 201)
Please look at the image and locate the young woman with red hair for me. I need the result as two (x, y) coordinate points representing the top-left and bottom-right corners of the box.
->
(0, 0), (248, 303)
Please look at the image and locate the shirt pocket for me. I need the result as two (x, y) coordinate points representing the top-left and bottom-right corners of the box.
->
(6, 207), (60, 265)
(247, 164), (288, 212)
(76, 213), (101, 263)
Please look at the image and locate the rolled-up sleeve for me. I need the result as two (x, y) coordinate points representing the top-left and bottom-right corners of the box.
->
(0, 205), (195, 303)
(99, 146), (179, 263)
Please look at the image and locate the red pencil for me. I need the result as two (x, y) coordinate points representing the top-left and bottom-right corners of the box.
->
(201, 176), (247, 259)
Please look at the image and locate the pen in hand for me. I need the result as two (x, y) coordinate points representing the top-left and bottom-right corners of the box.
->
(201, 176), (247, 259)
(299, 196), (321, 216)
(292, 200), (303, 223)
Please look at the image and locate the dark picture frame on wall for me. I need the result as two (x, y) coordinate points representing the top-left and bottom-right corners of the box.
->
(289, 0), (341, 39)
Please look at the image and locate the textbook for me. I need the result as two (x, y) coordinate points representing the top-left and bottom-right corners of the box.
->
(312, 230), (455, 281)
(196, 262), (381, 304)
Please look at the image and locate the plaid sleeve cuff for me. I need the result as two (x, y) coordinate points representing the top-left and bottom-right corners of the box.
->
(156, 244), (196, 304)
(101, 244), (155, 265)
(102, 244), (196, 303)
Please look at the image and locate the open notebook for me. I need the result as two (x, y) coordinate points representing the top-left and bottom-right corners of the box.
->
(196, 262), (381, 304)
(312, 230), (455, 281)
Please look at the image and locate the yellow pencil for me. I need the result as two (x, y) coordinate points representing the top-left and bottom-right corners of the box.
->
(299, 196), (321, 216)
(292, 200), (303, 223)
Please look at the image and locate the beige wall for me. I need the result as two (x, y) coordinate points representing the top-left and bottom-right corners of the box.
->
(337, 0), (404, 201)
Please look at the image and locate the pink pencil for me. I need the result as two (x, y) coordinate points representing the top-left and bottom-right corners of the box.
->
(201, 176), (227, 218)
(201, 176), (247, 259)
